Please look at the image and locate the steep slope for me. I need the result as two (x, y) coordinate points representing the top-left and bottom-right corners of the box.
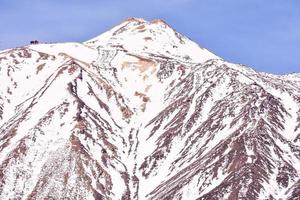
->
(0, 18), (300, 200)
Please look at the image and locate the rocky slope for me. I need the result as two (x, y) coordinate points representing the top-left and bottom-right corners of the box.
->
(0, 18), (300, 200)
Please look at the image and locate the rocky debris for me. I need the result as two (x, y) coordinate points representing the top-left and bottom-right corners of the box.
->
(0, 18), (299, 200)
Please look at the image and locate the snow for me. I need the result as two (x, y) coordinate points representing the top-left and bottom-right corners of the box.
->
(85, 18), (219, 64)
(29, 42), (98, 64)
(198, 167), (227, 197)
(0, 17), (300, 200)
(266, 87), (299, 141)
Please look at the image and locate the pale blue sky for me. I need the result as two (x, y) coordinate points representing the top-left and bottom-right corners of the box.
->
(0, 0), (299, 74)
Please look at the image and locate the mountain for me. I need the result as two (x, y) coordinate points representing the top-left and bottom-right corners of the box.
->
(0, 17), (300, 200)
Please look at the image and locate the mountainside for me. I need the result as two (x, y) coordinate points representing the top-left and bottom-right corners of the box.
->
(0, 18), (300, 200)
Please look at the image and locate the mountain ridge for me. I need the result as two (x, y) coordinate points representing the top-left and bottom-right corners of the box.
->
(0, 18), (300, 200)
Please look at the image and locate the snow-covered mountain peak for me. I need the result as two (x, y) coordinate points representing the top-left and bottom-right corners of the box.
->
(0, 18), (300, 200)
(123, 17), (147, 23)
(85, 18), (219, 63)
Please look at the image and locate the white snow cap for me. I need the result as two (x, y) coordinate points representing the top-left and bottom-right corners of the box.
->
(85, 17), (219, 63)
